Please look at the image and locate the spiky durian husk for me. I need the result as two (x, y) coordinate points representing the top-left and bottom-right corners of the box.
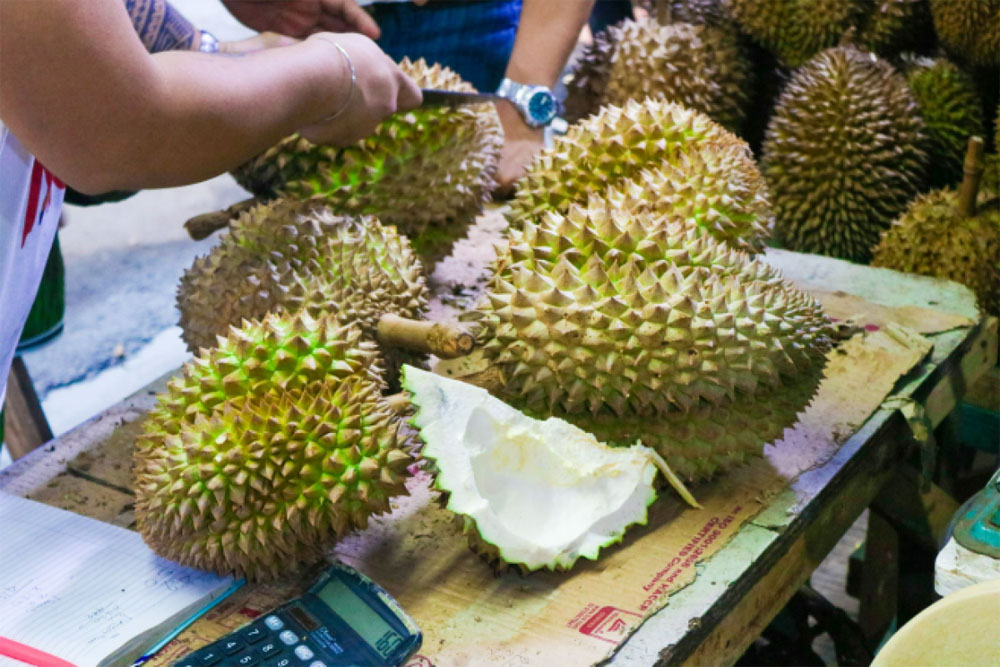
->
(564, 18), (751, 132)
(723, 0), (867, 67)
(178, 199), (427, 356)
(135, 313), (412, 580)
(857, 0), (935, 56)
(471, 195), (833, 419)
(929, 0), (1000, 67)
(511, 99), (773, 254)
(872, 189), (1000, 314)
(557, 371), (823, 481)
(763, 47), (927, 262)
(231, 58), (502, 258)
(903, 56), (985, 187)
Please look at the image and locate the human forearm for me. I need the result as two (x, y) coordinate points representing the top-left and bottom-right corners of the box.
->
(0, 0), (413, 194)
(504, 0), (595, 87)
(493, 0), (594, 192)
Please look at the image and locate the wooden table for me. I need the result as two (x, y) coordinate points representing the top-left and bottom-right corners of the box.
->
(1, 247), (996, 666)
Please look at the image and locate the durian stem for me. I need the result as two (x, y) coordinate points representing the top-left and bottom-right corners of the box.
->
(957, 136), (985, 218)
(654, 0), (671, 25)
(648, 449), (701, 509)
(185, 197), (259, 240)
(384, 392), (411, 415)
(376, 314), (476, 359)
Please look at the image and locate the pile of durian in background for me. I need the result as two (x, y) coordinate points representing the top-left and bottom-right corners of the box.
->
(135, 0), (999, 580)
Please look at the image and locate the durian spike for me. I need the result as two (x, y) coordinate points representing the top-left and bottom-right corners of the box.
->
(376, 314), (475, 359)
(185, 197), (261, 240)
(646, 447), (701, 509)
(384, 392), (412, 415)
(957, 136), (985, 219)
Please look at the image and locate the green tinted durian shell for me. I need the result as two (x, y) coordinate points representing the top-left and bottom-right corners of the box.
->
(177, 199), (428, 355)
(872, 189), (1000, 314)
(929, 0), (1000, 66)
(564, 18), (751, 132)
(511, 99), (773, 254)
(763, 47), (927, 262)
(134, 313), (413, 580)
(231, 59), (502, 256)
(904, 55), (986, 188)
(724, 0), (867, 67)
(473, 195), (833, 419)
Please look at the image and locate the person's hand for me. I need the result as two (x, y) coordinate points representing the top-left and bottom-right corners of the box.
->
(493, 100), (545, 198)
(221, 0), (380, 39)
(298, 33), (422, 146)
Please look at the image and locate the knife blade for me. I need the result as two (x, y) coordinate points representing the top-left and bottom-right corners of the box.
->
(420, 88), (499, 107)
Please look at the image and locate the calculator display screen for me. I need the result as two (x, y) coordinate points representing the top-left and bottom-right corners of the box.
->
(318, 577), (404, 659)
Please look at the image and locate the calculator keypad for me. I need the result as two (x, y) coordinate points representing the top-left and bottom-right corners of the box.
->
(174, 614), (331, 667)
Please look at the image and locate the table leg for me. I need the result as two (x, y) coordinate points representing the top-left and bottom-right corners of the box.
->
(3, 356), (53, 460)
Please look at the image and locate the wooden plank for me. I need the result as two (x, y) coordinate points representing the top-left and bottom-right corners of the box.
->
(610, 409), (911, 665)
(0, 373), (167, 498)
(4, 356), (54, 460)
(858, 510), (899, 650)
(676, 413), (914, 665)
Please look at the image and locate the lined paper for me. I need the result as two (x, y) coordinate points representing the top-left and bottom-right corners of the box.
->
(0, 492), (231, 667)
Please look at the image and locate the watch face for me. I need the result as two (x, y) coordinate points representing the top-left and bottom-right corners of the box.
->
(527, 90), (557, 125)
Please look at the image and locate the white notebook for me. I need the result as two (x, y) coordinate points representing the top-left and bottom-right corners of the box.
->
(0, 492), (235, 667)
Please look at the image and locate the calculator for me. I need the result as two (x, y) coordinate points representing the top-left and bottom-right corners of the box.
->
(173, 562), (421, 667)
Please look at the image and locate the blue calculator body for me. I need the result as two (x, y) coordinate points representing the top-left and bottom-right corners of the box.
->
(173, 562), (421, 667)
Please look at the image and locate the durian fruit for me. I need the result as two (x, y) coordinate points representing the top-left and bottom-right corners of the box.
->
(857, 0), (935, 57)
(903, 56), (986, 188)
(873, 187), (1000, 315)
(177, 199), (427, 358)
(763, 46), (927, 262)
(559, 371), (822, 480)
(135, 312), (413, 580)
(563, 15), (752, 132)
(723, 0), (867, 67)
(403, 365), (671, 573)
(929, 0), (1000, 67)
(465, 195), (833, 479)
(511, 99), (773, 254)
(231, 58), (502, 263)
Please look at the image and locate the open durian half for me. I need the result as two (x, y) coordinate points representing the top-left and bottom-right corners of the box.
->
(403, 365), (696, 573)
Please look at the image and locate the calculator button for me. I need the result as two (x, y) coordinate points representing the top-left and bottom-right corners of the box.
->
(279, 630), (298, 645)
(293, 645), (315, 660)
(241, 625), (267, 644)
(221, 638), (245, 655)
(265, 658), (293, 667)
(197, 649), (222, 665)
(174, 661), (198, 667)
(260, 640), (281, 657)
(309, 662), (327, 667)
(264, 615), (285, 631)
(236, 652), (261, 666)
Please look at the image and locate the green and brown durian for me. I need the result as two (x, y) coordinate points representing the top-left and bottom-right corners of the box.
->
(231, 58), (502, 262)
(763, 46), (927, 262)
(135, 313), (413, 580)
(511, 99), (773, 254)
(873, 188), (1000, 315)
(929, 0), (1000, 67)
(723, 0), (867, 67)
(177, 199), (427, 367)
(564, 13), (752, 132)
(903, 55), (986, 188)
(463, 194), (834, 479)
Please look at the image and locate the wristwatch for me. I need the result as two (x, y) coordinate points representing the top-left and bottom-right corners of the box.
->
(495, 78), (559, 128)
